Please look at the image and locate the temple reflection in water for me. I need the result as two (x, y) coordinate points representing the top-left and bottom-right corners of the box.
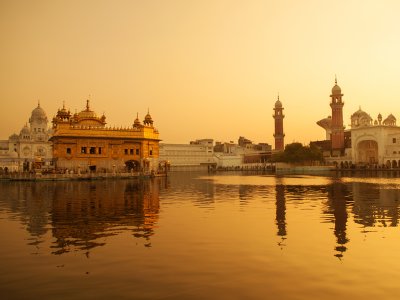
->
(1, 174), (400, 258)
(0, 178), (165, 254)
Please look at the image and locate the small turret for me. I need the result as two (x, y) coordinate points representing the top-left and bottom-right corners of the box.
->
(133, 112), (141, 128)
(143, 109), (154, 126)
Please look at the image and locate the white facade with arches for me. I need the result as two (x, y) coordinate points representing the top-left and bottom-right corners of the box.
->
(351, 124), (400, 167)
(0, 102), (53, 172)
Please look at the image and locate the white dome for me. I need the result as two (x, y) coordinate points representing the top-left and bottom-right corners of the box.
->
(351, 108), (370, 119)
(30, 103), (48, 123)
(20, 125), (30, 136)
(9, 133), (19, 140)
(351, 107), (372, 127)
(383, 114), (396, 126)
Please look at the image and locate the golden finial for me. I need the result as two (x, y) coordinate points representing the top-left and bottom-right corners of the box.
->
(335, 74), (337, 85)
(37, 99), (40, 107)
(86, 99), (90, 111)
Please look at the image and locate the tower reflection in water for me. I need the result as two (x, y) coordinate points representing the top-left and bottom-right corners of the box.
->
(1, 174), (400, 258)
(325, 180), (350, 259)
(275, 179), (287, 249)
(0, 178), (166, 255)
(275, 178), (350, 258)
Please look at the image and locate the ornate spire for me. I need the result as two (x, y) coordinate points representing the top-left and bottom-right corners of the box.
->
(86, 99), (90, 111)
(335, 74), (337, 85)
(133, 112), (141, 127)
(144, 109), (153, 126)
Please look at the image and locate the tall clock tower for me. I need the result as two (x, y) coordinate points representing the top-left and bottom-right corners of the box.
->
(330, 77), (345, 151)
(273, 96), (285, 151)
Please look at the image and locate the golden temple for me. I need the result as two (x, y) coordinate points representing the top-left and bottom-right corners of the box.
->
(51, 100), (160, 173)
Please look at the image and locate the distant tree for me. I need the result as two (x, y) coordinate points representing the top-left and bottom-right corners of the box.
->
(272, 142), (323, 164)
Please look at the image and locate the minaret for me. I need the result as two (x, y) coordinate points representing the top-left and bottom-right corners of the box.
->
(330, 77), (345, 150)
(273, 95), (285, 151)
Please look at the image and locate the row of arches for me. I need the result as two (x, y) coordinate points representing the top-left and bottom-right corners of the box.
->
(333, 160), (400, 169)
(386, 160), (400, 169)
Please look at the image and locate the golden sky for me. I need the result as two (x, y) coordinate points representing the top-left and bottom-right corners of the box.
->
(1, 0), (400, 145)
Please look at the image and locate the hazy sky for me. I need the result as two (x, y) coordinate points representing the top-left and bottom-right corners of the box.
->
(1, 0), (400, 145)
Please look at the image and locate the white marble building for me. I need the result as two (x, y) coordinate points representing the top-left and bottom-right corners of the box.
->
(316, 80), (400, 168)
(159, 139), (215, 171)
(159, 138), (272, 171)
(350, 108), (400, 167)
(317, 107), (400, 167)
(0, 102), (53, 172)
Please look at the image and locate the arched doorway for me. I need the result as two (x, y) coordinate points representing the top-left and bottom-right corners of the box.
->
(392, 160), (398, 168)
(125, 160), (140, 171)
(357, 140), (378, 164)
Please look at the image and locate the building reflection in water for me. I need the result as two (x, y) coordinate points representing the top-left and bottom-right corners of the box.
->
(2, 174), (400, 258)
(0, 178), (165, 255)
(351, 182), (400, 228)
(0, 182), (53, 251)
(325, 180), (350, 259)
(274, 178), (287, 248)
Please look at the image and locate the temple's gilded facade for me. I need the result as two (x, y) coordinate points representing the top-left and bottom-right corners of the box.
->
(51, 100), (160, 173)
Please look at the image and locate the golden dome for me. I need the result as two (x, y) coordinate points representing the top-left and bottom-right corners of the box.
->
(77, 99), (97, 118)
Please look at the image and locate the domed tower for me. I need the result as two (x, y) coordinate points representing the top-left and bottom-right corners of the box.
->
(273, 95), (285, 151)
(29, 101), (49, 141)
(330, 77), (345, 150)
(133, 112), (142, 128)
(143, 109), (154, 127)
(383, 114), (396, 126)
(19, 124), (31, 140)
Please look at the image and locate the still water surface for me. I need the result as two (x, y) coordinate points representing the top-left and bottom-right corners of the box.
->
(0, 172), (400, 299)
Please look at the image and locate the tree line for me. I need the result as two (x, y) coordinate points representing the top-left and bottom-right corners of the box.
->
(272, 142), (323, 164)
